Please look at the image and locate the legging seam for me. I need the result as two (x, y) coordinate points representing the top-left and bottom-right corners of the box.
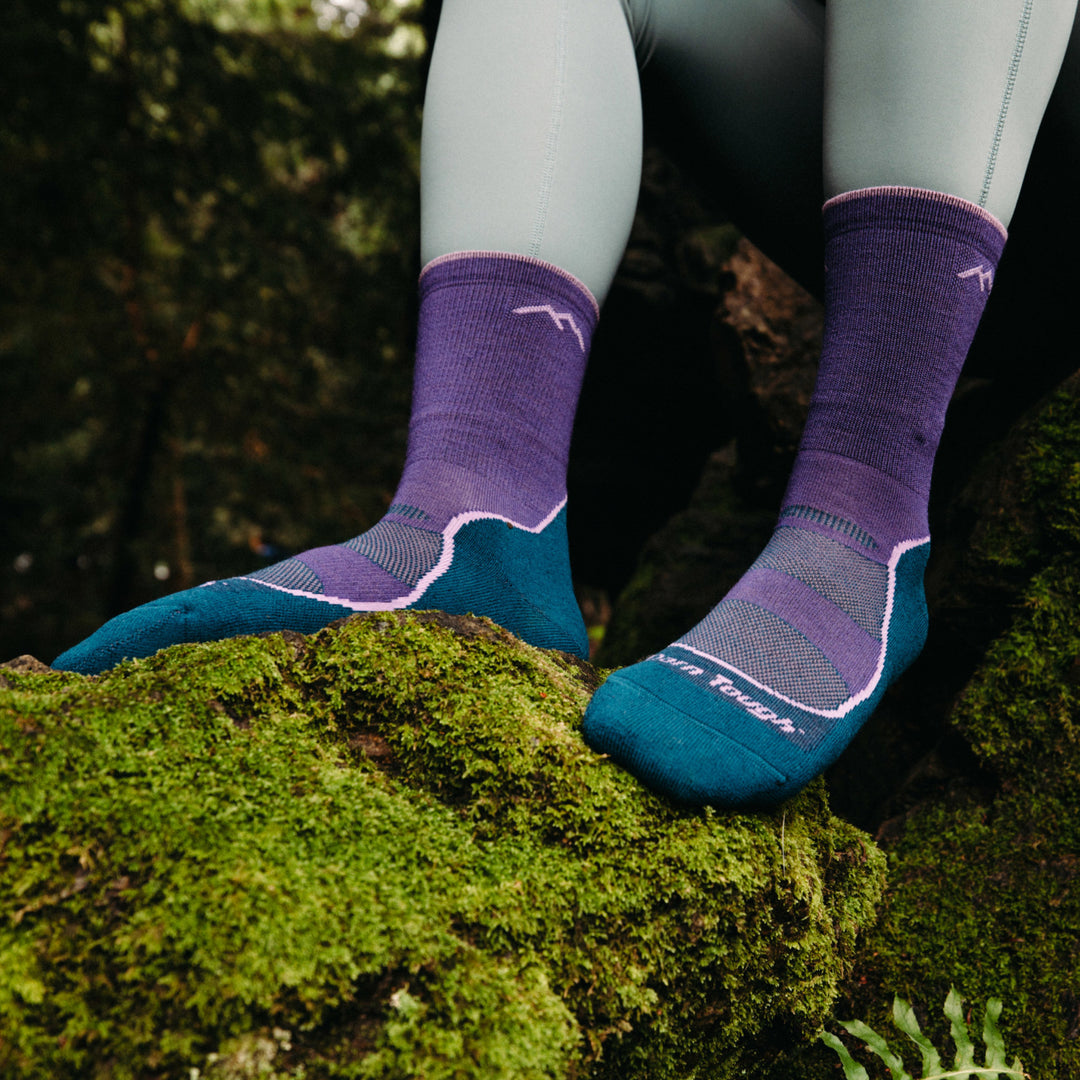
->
(980, 0), (1034, 208)
(621, 0), (657, 67)
(529, 0), (569, 259)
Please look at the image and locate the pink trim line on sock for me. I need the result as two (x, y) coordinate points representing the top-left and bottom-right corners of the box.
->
(669, 534), (929, 721)
(419, 251), (601, 320)
(226, 497), (570, 613)
(822, 186), (1008, 241)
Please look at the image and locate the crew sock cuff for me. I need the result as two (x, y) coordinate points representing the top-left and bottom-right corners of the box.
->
(420, 250), (601, 321)
(823, 186), (1008, 248)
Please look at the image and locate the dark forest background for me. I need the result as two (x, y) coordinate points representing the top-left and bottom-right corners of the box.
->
(2, 0), (428, 662)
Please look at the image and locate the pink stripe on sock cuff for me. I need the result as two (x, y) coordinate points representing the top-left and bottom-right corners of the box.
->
(419, 251), (600, 319)
(823, 186), (1008, 242)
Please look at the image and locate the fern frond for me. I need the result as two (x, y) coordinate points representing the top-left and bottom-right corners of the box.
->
(838, 1019), (913, 1080)
(821, 990), (1028, 1080)
(893, 996), (943, 1078)
(944, 987), (977, 1072)
(820, 1030), (871, 1080)
(982, 998), (1007, 1071)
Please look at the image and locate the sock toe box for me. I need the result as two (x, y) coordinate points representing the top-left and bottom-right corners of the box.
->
(52, 580), (355, 674)
(583, 665), (797, 809)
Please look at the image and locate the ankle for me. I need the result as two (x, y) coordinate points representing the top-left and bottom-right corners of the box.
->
(781, 449), (930, 557)
(392, 458), (566, 531)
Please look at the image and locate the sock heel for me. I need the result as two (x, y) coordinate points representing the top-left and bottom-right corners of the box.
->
(416, 506), (588, 658)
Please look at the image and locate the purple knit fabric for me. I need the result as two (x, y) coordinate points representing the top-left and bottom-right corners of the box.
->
(671, 186), (1008, 706)
(394, 251), (598, 529)
(788, 186), (1008, 551)
(298, 251), (597, 588)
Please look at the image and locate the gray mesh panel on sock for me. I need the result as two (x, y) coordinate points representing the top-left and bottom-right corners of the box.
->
(342, 520), (443, 587)
(248, 558), (324, 594)
(752, 527), (888, 638)
(681, 598), (849, 709)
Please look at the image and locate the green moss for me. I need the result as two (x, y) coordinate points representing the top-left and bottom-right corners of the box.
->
(866, 791), (1080, 1068)
(1, 613), (884, 1078)
(952, 563), (1080, 788)
(811, 377), (1080, 1080)
(969, 378), (1080, 574)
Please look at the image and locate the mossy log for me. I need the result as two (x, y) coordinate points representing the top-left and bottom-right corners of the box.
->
(1, 612), (882, 1078)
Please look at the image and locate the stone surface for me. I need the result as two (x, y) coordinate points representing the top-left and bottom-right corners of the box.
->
(1, 610), (884, 1079)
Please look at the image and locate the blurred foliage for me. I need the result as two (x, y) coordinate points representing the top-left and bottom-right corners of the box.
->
(0, 0), (425, 661)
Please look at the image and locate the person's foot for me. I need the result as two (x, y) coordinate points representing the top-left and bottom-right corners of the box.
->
(53, 252), (598, 674)
(583, 464), (929, 807)
(53, 495), (587, 673)
(584, 187), (1007, 808)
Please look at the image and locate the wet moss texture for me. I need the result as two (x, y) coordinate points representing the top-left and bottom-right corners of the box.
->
(812, 375), (1080, 1079)
(1, 611), (882, 1079)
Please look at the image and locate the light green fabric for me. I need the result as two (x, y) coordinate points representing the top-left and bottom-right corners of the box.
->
(825, 0), (1077, 224)
(420, 0), (1078, 304)
(420, 0), (641, 304)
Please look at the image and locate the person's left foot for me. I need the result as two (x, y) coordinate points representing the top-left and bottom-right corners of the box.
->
(584, 187), (1007, 809)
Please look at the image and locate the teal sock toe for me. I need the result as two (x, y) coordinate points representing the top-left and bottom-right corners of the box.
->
(52, 580), (357, 674)
(583, 541), (930, 809)
(582, 669), (789, 806)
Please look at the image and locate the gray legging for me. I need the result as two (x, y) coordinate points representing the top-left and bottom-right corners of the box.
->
(420, 0), (1077, 305)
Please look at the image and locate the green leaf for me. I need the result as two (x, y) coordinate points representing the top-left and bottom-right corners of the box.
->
(920, 1069), (1026, 1079)
(820, 1030), (870, 1080)
(944, 987), (977, 1073)
(982, 998), (1007, 1072)
(893, 995), (943, 1078)
(840, 1019), (913, 1080)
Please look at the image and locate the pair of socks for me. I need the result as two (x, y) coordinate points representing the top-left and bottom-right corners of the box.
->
(55, 187), (1006, 813)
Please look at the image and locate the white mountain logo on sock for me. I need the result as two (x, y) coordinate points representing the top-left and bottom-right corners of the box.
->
(957, 264), (993, 292)
(512, 305), (585, 351)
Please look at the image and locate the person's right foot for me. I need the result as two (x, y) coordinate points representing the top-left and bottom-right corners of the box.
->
(53, 252), (598, 674)
(53, 494), (586, 674)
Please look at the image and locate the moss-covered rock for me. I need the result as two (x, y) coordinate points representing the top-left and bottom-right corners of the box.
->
(778, 375), (1080, 1080)
(1, 611), (883, 1078)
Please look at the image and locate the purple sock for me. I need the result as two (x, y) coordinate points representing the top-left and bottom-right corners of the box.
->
(791, 186), (1009, 547)
(54, 252), (599, 673)
(394, 251), (597, 529)
(247, 253), (600, 630)
(274, 251), (598, 596)
(582, 188), (1008, 807)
